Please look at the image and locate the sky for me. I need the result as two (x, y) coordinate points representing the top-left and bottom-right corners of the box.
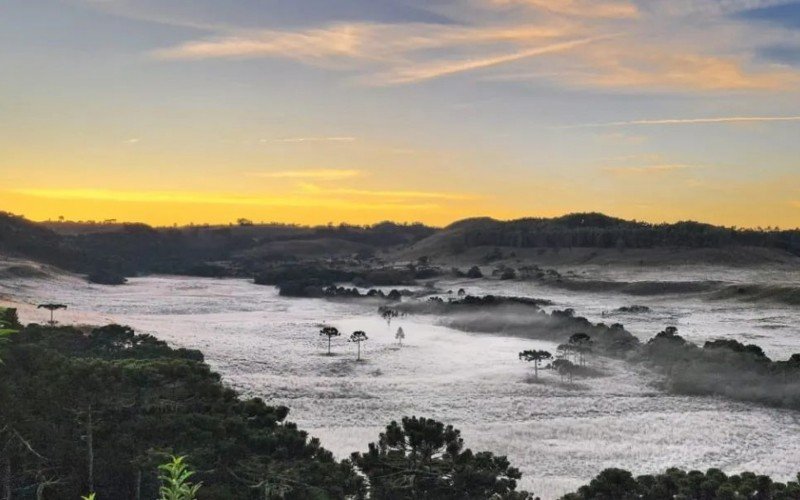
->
(2, 0), (800, 228)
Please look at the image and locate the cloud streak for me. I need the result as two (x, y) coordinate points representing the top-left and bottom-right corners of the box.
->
(366, 37), (602, 85)
(298, 183), (482, 200)
(269, 137), (357, 143)
(250, 169), (361, 180)
(563, 115), (800, 128)
(603, 164), (698, 175)
(11, 188), (437, 210)
(487, 0), (639, 18)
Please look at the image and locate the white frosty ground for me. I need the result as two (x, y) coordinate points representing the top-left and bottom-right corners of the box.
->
(3, 275), (800, 499)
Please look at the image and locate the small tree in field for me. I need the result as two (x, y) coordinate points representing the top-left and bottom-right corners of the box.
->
(349, 331), (368, 361)
(319, 326), (340, 355)
(380, 307), (399, 327)
(37, 303), (67, 326)
(395, 327), (405, 346)
(519, 350), (552, 379)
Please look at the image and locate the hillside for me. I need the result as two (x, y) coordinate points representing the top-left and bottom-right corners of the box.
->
(398, 213), (800, 265)
(3, 212), (800, 278)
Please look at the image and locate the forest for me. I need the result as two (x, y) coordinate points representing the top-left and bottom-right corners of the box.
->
(4, 307), (800, 499)
(0, 317), (530, 499)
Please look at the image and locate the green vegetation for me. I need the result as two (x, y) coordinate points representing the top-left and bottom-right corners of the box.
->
(0, 324), (363, 499)
(0, 322), (536, 499)
(158, 456), (202, 500)
(561, 467), (800, 500)
(351, 416), (531, 499)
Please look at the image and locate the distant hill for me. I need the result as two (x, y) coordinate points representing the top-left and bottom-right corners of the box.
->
(0, 212), (436, 276)
(401, 212), (800, 262)
(3, 211), (800, 276)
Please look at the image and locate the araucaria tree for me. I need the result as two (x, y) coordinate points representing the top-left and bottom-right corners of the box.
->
(351, 416), (531, 499)
(349, 331), (368, 361)
(519, 350), (552, 379)
(37, 303), (67, 326)
(351, 417), (530, 500)
(568, 333), (593, 366)
(319, 326), (340, 355)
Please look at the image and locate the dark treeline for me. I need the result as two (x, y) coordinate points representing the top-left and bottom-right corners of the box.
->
(561, 467), (800, 500)
(0, 320), (532, 499)
(0, 212), (434, 279)
(447, 213), (800, 253)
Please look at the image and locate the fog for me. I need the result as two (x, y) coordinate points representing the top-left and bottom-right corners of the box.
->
(3, 273), (800, 498)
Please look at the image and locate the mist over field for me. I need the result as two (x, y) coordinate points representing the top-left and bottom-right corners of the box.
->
(4, 265), (800, 498)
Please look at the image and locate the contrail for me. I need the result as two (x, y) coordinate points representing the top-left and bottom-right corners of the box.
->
(559, 115), (800, 128)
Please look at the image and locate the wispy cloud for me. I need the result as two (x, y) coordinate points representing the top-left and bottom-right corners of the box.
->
(298, 183), (481, 201)
(151, 22), (570, 62)
(250, 169), (361, 180)
(124, 138), (141, 144)
(603, 164), (698, 175)
(563, 115), (800, 128)
(151, 20), (590, 85)
(487, 0), (639, 18)
(11, 188), (436, 210)
(366, 37), (602, 85)
(267, 136), (357, 143)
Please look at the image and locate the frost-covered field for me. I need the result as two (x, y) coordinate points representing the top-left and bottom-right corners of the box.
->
(3, 273), (800, 498)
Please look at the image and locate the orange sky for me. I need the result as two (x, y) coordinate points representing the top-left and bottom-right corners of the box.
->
(3, 0), (800, 229)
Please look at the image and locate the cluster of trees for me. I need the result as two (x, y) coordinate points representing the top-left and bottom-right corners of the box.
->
(519, 333), (594, 382)
(319, 327), (373, 360)
(255, 265), (419, 297)
(400, 291), (800, 411)
(0, 323), (532, 499)
(561, 467), (800, 500)
(638, 326), (800, 410)
(446, 212), (800, 253)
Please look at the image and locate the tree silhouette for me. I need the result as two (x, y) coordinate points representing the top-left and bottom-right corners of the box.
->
(319, 326), (340, 355)
(349, 331), (368, 361)
(569, 333), (593, 366)
(518, 350), (552, 379)
(37, 303), (67, 326)
(552, 359), (577, 383)
(351, 416), (529, 499)
(395, 327), (405, 347)
(379, 307), (398, 327)
(557, 343), (577, 364)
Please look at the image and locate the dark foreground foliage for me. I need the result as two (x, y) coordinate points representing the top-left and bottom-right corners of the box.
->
(0, 324), (363, 499)
(0, 321), (535, 499)
(352, 416), (532, 500)
(562, 467), (800, 500)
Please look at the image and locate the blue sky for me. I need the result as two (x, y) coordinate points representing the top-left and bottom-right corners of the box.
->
(2, 0), (800, 227)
